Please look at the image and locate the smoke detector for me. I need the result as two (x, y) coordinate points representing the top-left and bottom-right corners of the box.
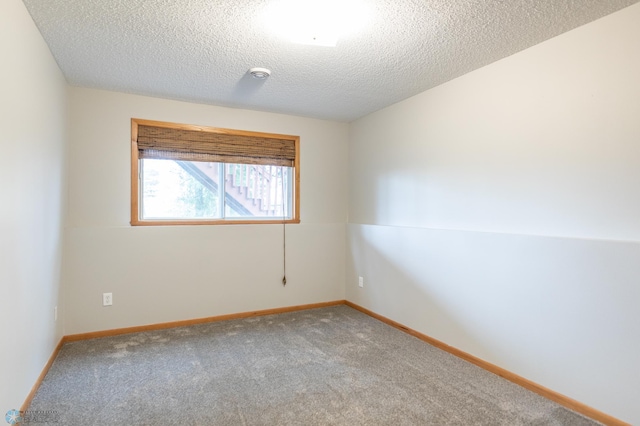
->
(249, 67), (271, 79)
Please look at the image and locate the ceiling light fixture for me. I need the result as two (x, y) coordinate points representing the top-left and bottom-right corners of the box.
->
(263, 0), (371, 47)
(249, 67), (271, 79)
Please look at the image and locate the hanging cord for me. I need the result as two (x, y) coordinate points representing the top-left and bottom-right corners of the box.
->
(281, 167), (287, 286)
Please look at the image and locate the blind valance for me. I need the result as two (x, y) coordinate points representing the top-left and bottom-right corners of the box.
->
(136, 123), (297, 167)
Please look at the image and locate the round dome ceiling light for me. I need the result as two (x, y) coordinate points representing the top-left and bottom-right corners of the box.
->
(249, 67), (271, 79)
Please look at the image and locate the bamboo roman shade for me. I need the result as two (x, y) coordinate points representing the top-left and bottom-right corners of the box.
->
(136, 124), (297, 167)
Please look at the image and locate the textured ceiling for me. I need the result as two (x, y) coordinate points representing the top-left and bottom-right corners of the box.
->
(22, 0), (639, 122)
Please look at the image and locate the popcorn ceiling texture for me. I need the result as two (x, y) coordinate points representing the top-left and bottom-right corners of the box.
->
(22, 0), (639, 122)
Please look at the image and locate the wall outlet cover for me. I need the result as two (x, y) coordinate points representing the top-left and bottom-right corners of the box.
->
(103, 293), (113, 306)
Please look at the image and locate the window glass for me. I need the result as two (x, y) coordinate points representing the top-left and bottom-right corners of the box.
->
(140, 159), (292, 221)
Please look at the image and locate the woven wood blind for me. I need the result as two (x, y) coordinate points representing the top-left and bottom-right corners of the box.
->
(137, 124), (296, 167)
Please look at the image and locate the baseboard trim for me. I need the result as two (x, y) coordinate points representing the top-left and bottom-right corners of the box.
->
(20, 337), (65, 412)
(64, 300), (346, 342)
(344, 301), (628, 426)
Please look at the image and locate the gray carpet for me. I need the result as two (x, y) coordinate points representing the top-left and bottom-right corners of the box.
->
(29, 305), (600, 425)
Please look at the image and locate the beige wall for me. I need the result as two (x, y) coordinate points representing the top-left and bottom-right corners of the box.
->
(63, 88), (348, 334)
(347, 3), (640, 424)
(0, 0), (67, 414)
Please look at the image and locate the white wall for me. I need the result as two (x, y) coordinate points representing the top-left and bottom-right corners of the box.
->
(347, 3), (640, 424)
(0, 0), (67, 414)
(64, 88), (348, 334)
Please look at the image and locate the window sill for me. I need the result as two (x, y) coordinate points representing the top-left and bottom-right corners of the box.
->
(130, 218), (301, 226)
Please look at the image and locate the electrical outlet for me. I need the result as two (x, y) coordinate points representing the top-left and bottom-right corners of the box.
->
(54, 306), (58, 321)
(103, 293), (113, 306)
(358, 276), (364, 288)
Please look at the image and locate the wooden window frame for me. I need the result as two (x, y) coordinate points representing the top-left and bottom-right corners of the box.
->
(131, 118), (300, 226)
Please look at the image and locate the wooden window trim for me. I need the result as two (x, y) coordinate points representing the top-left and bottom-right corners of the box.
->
(131, 118), (300, 226)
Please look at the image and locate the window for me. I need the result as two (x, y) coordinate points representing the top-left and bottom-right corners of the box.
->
(131, 119), (300, 225)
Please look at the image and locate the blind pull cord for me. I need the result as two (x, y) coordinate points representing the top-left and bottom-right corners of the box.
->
(282, 167), (287, 286)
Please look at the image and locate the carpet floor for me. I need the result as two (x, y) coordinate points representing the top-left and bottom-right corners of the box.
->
(29, 305), (600, 425)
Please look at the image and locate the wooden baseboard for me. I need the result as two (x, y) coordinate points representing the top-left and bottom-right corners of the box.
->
(344, 301), (628, 426)
(20, 337), (64, 412)
(64, 300), (346, 342)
